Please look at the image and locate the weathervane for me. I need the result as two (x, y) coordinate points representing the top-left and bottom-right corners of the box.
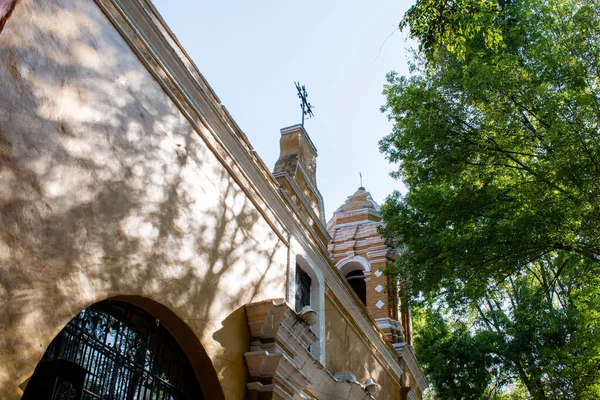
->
(295, 81), (314, 126)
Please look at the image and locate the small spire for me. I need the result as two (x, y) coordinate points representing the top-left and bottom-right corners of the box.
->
(359, 172), (363, 189)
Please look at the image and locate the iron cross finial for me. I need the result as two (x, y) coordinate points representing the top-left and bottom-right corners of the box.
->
(295, 82), (314, 126)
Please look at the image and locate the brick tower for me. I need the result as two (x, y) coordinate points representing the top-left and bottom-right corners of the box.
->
(327, 187), (412, 351)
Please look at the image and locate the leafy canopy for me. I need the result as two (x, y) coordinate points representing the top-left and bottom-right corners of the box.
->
(380, 0), (600, 398)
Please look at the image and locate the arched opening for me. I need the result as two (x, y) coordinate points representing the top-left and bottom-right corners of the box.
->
(345, 269), (367, 305)
(22, 300), (205, 400)
(337, 257), (370, 306)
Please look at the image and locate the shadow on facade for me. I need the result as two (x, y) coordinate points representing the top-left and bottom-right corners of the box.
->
(0, 1), (283, 397)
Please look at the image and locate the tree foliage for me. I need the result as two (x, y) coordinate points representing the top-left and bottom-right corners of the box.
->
(413, 307), (497, 399)
(380, 0), (600, 398)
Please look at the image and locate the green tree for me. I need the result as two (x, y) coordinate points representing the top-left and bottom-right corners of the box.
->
(412, 306), (496, 399)
(380, 0), (600, 398)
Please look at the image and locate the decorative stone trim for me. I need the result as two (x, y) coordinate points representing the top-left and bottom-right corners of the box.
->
(392, 342), (407, 353)
(245, 299), (375, 400)
(368, 258), (390, 266)
(247, 381), (298, 400)
(326, 209), (383, 230)
(333, 371), (358, 382)
(398, 387), (420, 400)
(376, 318), (405, 345)
(408, 388), (420, 400)
(272, 170), (331, 250)
(397, 345), (428, 392)
(296, 161), (326, 222)
(331, 237), (385, 253)
(336, 255), (371, 274)
(366, 249), (390, 259)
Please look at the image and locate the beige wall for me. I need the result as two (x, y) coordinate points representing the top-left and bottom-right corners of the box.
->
(325, 295), (401, 400)
(0, 1), (289, 398)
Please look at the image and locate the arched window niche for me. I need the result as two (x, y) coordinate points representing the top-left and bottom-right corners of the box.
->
(345, 270), (367, 305)
(337, 256), (371, 306)
(292, 254), (325, 364)
(21, 299), (210, 400)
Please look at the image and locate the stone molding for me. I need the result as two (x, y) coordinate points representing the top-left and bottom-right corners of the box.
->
(273, 167), (326, 234)
(331, 237), (387, 253)
(327, 209), (383, 230)
(365, 248), (389, 259)
(375, 317), (405, 344)
(408, 388), (420, 400)
(295, 162), (326, 223)
(245, 299), (375, 400)
(397, 345), (428, 392)
(273, 171), (331, 252)
(336, 255), (372, 273)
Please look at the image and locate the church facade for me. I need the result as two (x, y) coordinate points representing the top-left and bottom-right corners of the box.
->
(0, 1), (427, 399)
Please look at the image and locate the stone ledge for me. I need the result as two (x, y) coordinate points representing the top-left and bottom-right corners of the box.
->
(245, 299), (375, 400)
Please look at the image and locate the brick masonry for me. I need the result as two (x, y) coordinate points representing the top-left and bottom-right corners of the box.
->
(327, 187), (412, 344)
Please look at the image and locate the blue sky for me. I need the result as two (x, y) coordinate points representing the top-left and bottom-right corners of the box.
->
(151, 0), (415, 220)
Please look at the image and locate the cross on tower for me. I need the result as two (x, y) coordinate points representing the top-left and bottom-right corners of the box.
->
(295, 82), (314, 126)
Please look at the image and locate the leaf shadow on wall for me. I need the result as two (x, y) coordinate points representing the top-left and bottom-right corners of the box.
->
(0, 0), (283, 393)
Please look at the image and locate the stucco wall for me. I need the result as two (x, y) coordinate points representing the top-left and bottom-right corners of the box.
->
(0, 1), (289, 398)
(325, 295), (401, 400)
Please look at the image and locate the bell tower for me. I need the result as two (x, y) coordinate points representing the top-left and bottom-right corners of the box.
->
(327, 187), (412, 351)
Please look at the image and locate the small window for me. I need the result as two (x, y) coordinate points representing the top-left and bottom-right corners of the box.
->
(295, 266), (312, 312)
(345, 270), (366, 305)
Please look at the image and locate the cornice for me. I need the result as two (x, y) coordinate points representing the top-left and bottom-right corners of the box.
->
(273, 170), (330, 247)
(399, 345), (428, 392)
(327, 210), (383, 230)
(280, 124), (318, 156)
(330, 239), (387, 254)
(295, 161), (326, 223)
(275, 180), (331, 259)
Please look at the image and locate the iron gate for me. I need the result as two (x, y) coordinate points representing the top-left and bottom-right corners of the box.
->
(32, 301), (203, 400)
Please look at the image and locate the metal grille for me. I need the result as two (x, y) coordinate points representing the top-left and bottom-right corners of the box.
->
(42, 301), (203, 400)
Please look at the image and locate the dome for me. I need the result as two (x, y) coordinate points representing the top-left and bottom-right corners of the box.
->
(334, 187), (380, 213)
